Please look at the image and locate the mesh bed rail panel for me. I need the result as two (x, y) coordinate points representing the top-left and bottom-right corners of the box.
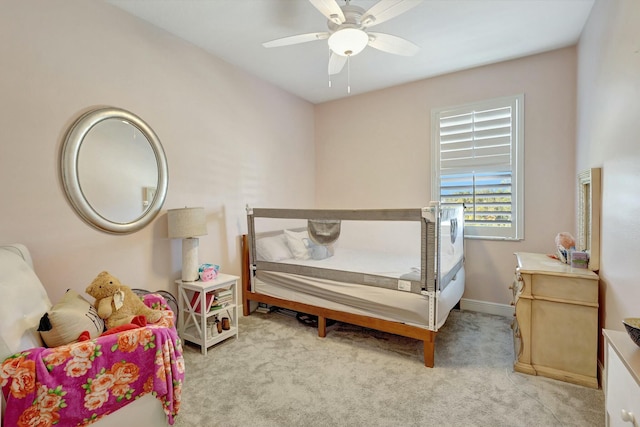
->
(246, 206), (444, 295)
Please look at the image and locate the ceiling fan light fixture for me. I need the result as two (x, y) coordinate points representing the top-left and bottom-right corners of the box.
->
(328, 28), (368, 57)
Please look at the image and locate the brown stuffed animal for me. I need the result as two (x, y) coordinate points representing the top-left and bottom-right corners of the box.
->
(85, 271), (162, 329)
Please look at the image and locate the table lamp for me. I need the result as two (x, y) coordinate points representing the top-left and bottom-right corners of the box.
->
(168, 207), (207, 282)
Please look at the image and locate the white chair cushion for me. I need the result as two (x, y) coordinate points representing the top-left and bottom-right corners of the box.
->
(0, 246), (51, 361)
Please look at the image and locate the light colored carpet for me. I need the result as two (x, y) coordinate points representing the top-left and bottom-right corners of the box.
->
(174, 310), (604, 427)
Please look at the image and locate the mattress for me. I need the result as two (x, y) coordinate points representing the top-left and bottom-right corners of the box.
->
(277, 247), (420, 279)
(254, 266), (465, 330)
(264, 234), (463, 291)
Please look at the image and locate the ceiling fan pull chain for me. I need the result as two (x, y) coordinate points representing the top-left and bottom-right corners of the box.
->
(347, 54), (351, 94)
(328, 50), (332, 88)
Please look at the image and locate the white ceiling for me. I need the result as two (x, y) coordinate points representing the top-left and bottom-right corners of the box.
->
(106, 0), (595, 104)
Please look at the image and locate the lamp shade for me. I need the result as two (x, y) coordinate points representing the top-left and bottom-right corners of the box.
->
(167, 207), (207, 238)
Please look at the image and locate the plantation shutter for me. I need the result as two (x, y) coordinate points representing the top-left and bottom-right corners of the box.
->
(432, 95), (524, 240)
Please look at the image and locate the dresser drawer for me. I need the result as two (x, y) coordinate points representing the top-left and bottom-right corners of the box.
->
(606, 342), (640, 426)
(529, 273), (598, 305)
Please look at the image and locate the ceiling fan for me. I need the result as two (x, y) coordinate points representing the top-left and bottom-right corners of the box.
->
(263, 0), (423, 83)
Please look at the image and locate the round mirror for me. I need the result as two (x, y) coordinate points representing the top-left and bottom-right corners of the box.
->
(61, 107), (168, 234)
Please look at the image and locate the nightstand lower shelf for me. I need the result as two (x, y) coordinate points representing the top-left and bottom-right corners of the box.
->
(183, 324), (238, 349)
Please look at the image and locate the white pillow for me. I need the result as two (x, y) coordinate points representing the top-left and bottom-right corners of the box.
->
(284, 229), (311, 260)
(38, 289), (105, 347)
(255, 234), (292, 262)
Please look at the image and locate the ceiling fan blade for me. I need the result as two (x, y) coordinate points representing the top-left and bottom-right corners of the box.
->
(368, 32), (420, 56)
(263, 32), (329, 48)
(309, 0), (345, 25)
(361, 0), (423, 27)
(328, 52), (347, 75)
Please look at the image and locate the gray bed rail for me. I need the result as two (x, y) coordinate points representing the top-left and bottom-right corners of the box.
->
(245, 204), (460, 295)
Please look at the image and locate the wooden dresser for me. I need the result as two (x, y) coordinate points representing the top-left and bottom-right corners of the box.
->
(511, 252), (599, 388)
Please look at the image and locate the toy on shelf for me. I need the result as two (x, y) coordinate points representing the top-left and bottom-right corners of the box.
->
(198, 263), (220, 281)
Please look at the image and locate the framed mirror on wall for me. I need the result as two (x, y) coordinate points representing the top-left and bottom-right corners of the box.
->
(577, 167), (601, 271)
(61, 107), (169, 234)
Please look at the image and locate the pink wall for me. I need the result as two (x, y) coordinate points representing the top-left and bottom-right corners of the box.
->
(577, 0), (640, 331)
(315, 48), (578, 306)
(4, 0), (625, 324)
(0, 1), (315, 303)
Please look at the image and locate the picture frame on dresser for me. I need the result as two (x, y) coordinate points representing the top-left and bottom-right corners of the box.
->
(577, 167), (602, 271)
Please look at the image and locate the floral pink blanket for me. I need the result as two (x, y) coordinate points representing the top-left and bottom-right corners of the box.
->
(1, 294), (184, 427)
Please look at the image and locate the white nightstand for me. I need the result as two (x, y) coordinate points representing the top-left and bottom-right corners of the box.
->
(176, 273), (239, 355)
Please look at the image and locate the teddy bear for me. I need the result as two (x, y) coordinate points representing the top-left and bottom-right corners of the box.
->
(85, 271), (162, 329)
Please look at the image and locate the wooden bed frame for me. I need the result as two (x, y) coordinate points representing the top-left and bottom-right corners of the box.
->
(241, 235), (437, 367)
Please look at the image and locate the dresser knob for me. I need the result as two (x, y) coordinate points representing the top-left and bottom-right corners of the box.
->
(621, 409), (636, 424)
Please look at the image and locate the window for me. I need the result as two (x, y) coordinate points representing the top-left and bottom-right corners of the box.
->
(431, 95), (524, 240)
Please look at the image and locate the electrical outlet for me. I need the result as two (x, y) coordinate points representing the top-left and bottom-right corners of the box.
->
(397, 280), (411, 291)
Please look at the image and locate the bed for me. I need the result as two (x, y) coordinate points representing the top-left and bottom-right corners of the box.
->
(0, 244), (184, 426)
(242, 203), (465, 367)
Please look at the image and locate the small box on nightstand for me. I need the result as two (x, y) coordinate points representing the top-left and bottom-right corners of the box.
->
(570, 251), (589, 269)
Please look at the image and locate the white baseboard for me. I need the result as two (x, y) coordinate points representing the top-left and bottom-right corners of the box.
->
(460, 298), (514, 318)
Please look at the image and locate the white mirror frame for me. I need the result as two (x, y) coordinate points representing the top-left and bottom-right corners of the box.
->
(577, 167), (601, 271)
(61, 107), (168, 234)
